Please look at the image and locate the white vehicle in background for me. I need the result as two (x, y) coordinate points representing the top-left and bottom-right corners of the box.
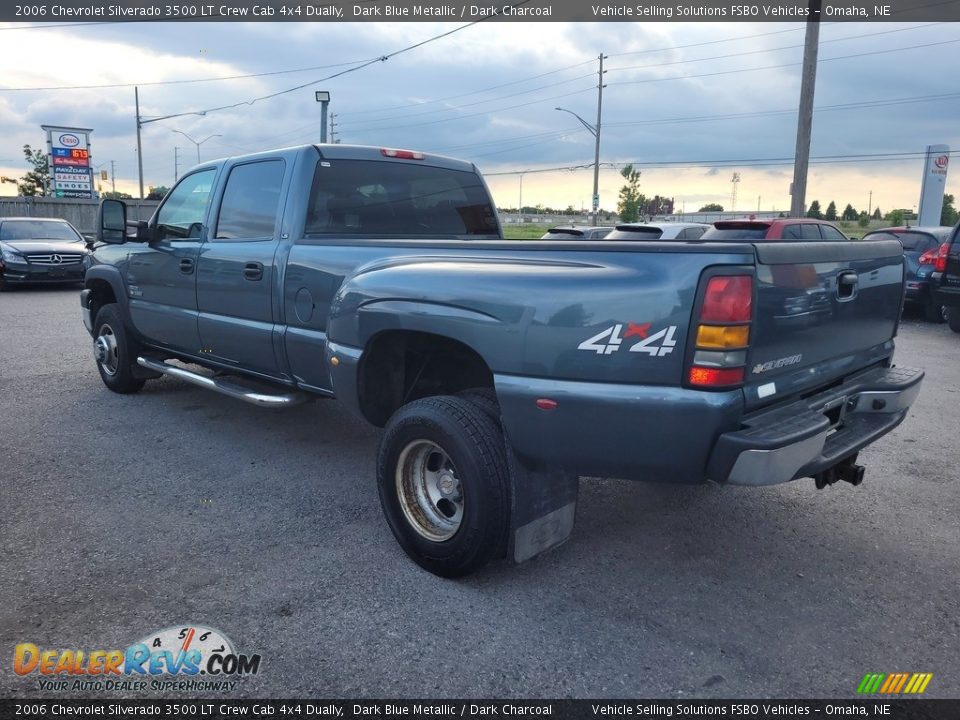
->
(606, 222), (711, 240)
(540, 225), (614, 240)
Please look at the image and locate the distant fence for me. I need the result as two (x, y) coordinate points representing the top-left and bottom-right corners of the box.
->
(0, 197), (160, 235)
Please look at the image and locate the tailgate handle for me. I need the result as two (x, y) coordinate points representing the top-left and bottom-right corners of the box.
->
(837, 270), (858, 301)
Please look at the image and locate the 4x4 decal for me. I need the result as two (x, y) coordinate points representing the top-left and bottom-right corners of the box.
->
(578, 322), (678, 357)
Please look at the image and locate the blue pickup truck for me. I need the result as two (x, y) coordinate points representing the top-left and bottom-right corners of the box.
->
(82, 144), (923, 577)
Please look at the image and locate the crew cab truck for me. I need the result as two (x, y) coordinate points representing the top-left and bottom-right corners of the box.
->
(82, 144), (923, 577)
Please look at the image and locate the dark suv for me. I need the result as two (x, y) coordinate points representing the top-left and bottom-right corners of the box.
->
(864, 226), (952, 323)
(933, 222), (960, 332)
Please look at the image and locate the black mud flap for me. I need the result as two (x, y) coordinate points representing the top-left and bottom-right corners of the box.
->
(504, 442), (579, 565)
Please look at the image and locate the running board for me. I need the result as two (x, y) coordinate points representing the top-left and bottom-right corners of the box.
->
(136, 356), (310, 408)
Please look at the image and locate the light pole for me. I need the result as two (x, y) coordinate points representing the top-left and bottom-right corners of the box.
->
(315, 91), (330, 144)
(171, 130), (222, 163)
(93, 160), (116, 195)
(556, 106), (603, 225)
(518, 172), (525, 218)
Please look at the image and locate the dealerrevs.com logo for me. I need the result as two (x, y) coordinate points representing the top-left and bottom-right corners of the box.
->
(13, 625), (261, 693)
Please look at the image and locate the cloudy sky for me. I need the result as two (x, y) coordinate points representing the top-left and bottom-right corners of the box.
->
(0, 19), (957, 215)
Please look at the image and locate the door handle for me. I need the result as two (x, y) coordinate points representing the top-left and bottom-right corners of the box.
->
(837, 270), (858, 301)
(243, 261), (264, 281)
(179, 258), (194, 274)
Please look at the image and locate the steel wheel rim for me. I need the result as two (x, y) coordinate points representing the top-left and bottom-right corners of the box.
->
(94, 323), (119, 376)
(395, 439), (464, 542)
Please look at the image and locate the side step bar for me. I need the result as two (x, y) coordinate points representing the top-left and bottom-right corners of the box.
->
(136, 356), (310, 408)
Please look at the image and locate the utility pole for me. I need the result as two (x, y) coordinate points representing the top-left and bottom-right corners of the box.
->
(868, 190), (873, 216)
(174, 146), (180, 182)
(731, 172), (740, 212)
(789, 0), (822, 217)
(110, 160), (116, 194)
(135, 86), (144, 199)
(554, 53), (606, 226)
(592, 53), (605, 226)
(330, 113), (339, 143)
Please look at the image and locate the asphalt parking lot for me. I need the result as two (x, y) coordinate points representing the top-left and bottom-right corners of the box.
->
(1, 286), (958, 699)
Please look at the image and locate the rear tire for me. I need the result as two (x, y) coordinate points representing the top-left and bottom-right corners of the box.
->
(456, 387), (501, 423)
(93, 304), (146, 394)
(923, 300), (947, 323)
(377, 395), (510, 578)
(949, 308), (960, 333)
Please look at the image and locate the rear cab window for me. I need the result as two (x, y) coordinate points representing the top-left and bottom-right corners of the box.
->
(304, 160), (498, 237)
(215, 160), (285, 240)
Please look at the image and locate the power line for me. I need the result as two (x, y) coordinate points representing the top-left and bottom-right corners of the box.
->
(138, 8), (530, 123)
(0, 57), (383, 92)
(0, 21), (116, 30)
(338, 22), (932, 122)
(341, 29), (954, 136)
(483, 151), (959, 176)
(607, 22), (939, 74)
(610, 37), (960, 87)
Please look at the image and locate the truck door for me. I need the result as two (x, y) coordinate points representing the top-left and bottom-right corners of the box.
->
(196, 158), (286, 377)
(126, 168), (216, 354)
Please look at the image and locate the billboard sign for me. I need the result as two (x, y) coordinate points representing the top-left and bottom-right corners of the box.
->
(917, 144), (949, 227)
(42, 125), (95, 199)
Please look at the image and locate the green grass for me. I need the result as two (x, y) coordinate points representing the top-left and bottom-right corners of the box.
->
(501, 223), (551, 240)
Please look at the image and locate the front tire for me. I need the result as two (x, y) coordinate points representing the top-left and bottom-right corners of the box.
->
(93, 304), (146, 394)
(377, 395), (511, 578)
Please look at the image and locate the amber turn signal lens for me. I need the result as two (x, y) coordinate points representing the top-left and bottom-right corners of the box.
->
(696, 324), (750, 349)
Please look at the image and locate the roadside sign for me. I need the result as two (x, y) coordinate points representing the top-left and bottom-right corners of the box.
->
(592, 194), (600, 209)
(42, 125), (95, 199)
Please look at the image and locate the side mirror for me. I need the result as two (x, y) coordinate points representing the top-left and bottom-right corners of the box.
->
(97, 199), (127, 244)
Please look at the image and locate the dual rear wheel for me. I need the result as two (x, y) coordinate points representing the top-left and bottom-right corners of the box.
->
(376, 393), (510, 578)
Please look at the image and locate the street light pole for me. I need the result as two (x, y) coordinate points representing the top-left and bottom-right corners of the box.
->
(171, 130), (223, 163)
(315, 91), (331, 143)
(135, 87), (144, 199)
(556, 53), (606, 225)
(518, 173), (524, 217)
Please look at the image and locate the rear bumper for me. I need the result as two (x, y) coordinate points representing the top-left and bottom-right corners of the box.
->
(707, 365), (923, 486)
(933, 281), (960, 308)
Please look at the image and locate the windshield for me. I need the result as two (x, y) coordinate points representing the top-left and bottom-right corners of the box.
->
(0, 220), (82, 242)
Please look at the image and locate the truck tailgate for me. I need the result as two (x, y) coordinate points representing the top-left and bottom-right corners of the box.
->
(744, 239), (905, 410)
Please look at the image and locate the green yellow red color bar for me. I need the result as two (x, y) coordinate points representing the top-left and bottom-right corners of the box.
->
(856, 673), (933, 694)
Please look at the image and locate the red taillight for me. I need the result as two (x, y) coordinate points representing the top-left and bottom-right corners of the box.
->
(380, 148), (424, 160)
(701, 276), (753, 323)
(688, 366), (745, 387)
(688, 274), (754, 389)
(934, 242), (949, 273)
(918, 248), (938, 265)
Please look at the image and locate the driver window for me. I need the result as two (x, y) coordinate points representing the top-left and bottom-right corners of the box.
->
(155, 169), (216, 241)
